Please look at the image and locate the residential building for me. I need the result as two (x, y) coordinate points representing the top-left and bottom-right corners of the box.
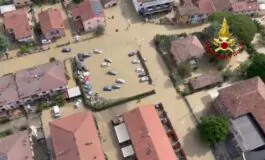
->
(189, 72), (223, 92)
(71, 0), (105, 32)
(13, 0), (32, 7)
(214, 77), (265, 159)
(170, 35), (205, 65)
(3, 9), (33, 42)
(132, 0), (173, 16)
(0, 61), (67, 112)
(38, 8), (65, 40)
(0, 131), (34, 160)
(101, 0), (118, 8)
(112, 104), (185, 160)
(49, 111), (105, 160)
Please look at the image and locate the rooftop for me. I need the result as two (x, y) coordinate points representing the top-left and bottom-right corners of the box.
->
(189, 72), (223, 90)
(49, 111), (105, 160)
(0, 74), (19, 106)
(123, 104), (178, 160)
(3, 9), (32, 39)
(0, 131), (34, 160)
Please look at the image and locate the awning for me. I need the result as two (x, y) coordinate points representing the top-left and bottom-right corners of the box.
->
(121, 145), (135, 158)
(67, 87), (81, 98)
(114, 123), (130, 143)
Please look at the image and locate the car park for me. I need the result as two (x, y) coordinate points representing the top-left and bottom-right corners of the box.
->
(74, 99), (82, 108)
(61, 48), (71, 53)
(101, 62), (111, 68)
(93, 49), (103, 54)
(107, 70), (117, 76)
(104, 58), (113, 63)
(128, 52), (136, 57)
(112, 84), (121, 89)
(116, 78), (125, 84)
(140, 76), (149, 82)
(132, 59), (140, 64)
(135, 67), (144, 73)
(103, 86), (112, 91)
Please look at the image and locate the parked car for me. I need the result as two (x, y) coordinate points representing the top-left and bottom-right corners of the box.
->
(74, 99), (82, 108)
(128, 52), (136, 57)
(132, 59), (140, 64)
(41, 39), (51, 45)
(104, 58), (113, 63)
(61, 48), (71, 53)
(77, 53), (84, 61)
(107, 70), (117, 76)
(112, 84), (121, 89)
(135, 67), (144, 73)
(116, 78), (125, 84)
(52, 105), (61, 118)
(101, 62), (111, 68)
(138, 72), (146, 77)
(140, 76), (149, 82)
(103, 86), (112, 91)
(93, 49), (103, 54)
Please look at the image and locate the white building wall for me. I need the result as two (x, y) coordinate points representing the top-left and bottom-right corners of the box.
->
(83, 17), (106, 32)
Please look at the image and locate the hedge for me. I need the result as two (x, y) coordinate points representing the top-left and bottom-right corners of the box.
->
(0, 129), (13, 138)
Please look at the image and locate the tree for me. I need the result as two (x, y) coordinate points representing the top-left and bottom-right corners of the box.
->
(20, 45), (30, 54)
(94, 25), (105, 36)
(247, 54), (265, 81)
(209, 12), (257, 44)
(72, 0), (81, 3)
(177, 63), (192, 78)
(0, 34), (9, 58)
(49, 57), (56, 62)
(198, 116), (229, 146)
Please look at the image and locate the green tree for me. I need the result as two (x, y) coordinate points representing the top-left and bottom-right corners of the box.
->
(20, 45), (30, 54)
(49, 57), (56, 62)
(247, 54), (265, 81)
(72, 0), (81, 3)
(94, 25), (105, 36)
(209, 12), (257, 44)
(198, 116), (229, 146)
(0, 34), (9, 58)
(177, 63), (192, 78)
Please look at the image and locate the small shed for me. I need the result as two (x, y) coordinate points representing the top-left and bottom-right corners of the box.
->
(0, 4), (15, 15)
(121, 145), (135, 158)
(67, 86), (81, 98)
(114, 123), (130, 143)
(189, 72), (223, 91)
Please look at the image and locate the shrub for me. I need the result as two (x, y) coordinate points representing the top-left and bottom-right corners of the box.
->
(177, 63), (192, 78)
(0, 129), (13, 138)
(0, 117), (10, 124)
(49, 57), (56, 62)
(20, 45), (30, 54)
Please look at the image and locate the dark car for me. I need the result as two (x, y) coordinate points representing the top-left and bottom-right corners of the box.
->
(128, 52), (136, 57)
(77, 53), (84, 61)
(61, 48), (71, 53)
(107, 70), (117, 76)
(112, 84), (121, 89)
(103, 86), (112, 91)
(138, 72), (146, 77)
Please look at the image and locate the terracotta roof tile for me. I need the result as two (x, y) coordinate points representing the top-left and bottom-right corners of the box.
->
(3, 9), (32, 40)
(212, 0), (231, 11)
(49, 111), (105, 160)
(38, 8), (64, 37)
(170, 36), (205, 64)
(189, 72), (223, 90)
(216, 77), (265, 133)
(230, 0), (258, 12)
(0, 74), (19, 106)
(123, 105), (178, 160)
(178, 0), (215, 15)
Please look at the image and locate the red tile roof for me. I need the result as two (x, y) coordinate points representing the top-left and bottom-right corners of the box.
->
(0, 131), (34, 160)
(216, 77), (265, 133)
(71, 0), (104, 23)
(230, 0), (258, 12)
(170, 36), (205, 64)
(178, 0), (215, 15)
(49, 111), (105, 160)
(0, 74), (19, 106)
(212, 0), (231, 11)
(3, 9), (32, 40)
(199, 0), (216, 14)
(189, 72), (223, 90)
(123, 105), (177, 160)
(15, 61), (67, 99)
(38, 8), (64, 37)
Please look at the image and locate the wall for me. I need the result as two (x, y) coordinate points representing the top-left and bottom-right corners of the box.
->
(83, 17), (106, 32)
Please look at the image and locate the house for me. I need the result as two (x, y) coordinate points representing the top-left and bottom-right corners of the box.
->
(3, 9), (33, 42)
(0, 61), (67, 112)
(170, 35), (205, 65)
(214, 77), (265, 159)
(112, 105), (181, 160)
(189, 72), (223, 91)
(38, 8), (65, 40)
(132, 0), (173, 16)
(101, 0), (118, 8)
(49, 111), (105, 160)
(0, 131), (34, 160)
(71, 0), (105, 32)
(13, 0), (32, 7)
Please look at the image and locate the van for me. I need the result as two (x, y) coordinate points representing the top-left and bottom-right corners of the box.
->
(52, 105), (61, 118)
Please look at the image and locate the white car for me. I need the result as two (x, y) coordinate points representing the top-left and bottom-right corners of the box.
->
(93, 49), (103, 54)
(41, 39), (51, 45)
(74, 99), (82, 108)
(116, 78), (125, 84)
(140, 76), (149, 82)
(52, 105), (61, 118)
(135, 67), (144, 73)
(101, 62), (111, 68)
(132, 59), (140, 64)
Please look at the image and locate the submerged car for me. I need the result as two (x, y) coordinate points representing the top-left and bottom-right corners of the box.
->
(138, 72), (146, 77)
(112, 84), (121, 89)
(101, 62), (111, 68)
(132, 59), (140, 64)
(135, 67), (144, 73)
(104, 58), (113, 63)
(139, 76), (149, 82)
(116, 78), (125, 84)
(103, 86), (112, 91)
(128, 52), (136, 57)
(93, 49), (103, 54)
(61, 48), (71, 53)
(107, 70), (117, 76)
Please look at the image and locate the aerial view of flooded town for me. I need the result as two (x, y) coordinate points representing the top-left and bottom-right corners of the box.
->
(1, 0), (265, 159)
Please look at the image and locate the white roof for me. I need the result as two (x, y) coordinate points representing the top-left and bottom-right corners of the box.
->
(114, 123), (130, 143)
(53, 105), (60, 112)
(67, 87), (81, 98)
(260, 4), (265, 10)
(121, 145), (135, 158)
(0, 4), (15, 14)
